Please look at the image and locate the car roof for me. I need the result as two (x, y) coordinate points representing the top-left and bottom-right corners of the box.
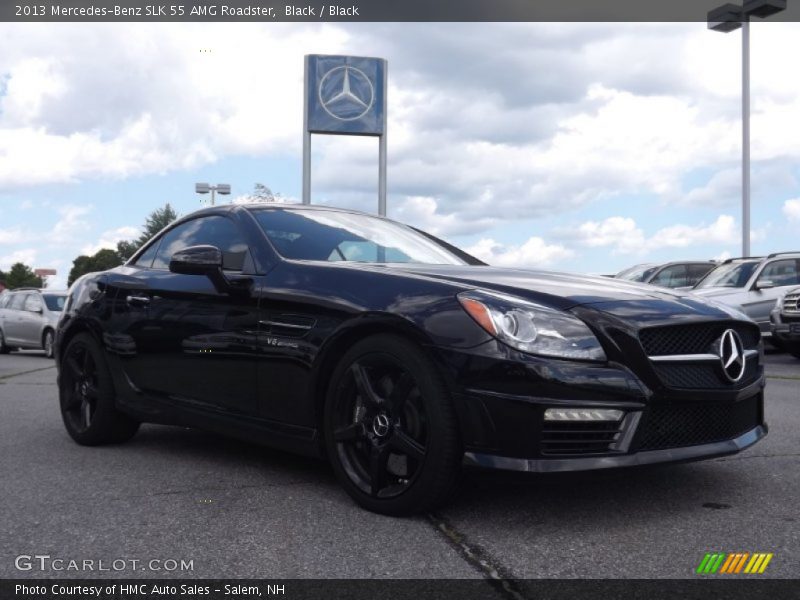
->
(190, 202), (392, 221)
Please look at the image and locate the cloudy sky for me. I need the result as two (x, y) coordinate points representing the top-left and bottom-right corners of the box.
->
(1, 22), (800, 288)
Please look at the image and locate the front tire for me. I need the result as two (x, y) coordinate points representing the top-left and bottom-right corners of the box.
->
(42, 329), (55, 359)
(324, 334), (461, 516)
(59, 333), (140, 445)
(0, 329), (10, 354)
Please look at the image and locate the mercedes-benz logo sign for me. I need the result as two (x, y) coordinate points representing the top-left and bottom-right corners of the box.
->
(318, 65), (374, 122)
(719, 329), (746, 383)
(372, 413), (390, 437)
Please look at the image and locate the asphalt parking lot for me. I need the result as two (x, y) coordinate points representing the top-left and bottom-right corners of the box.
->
(1, 350), (798, 580)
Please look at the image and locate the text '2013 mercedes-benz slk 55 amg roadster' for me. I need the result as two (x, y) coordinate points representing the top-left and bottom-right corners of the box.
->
(55, 204), (767, 515)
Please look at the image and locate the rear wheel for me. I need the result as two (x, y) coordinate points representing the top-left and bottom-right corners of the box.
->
(324, 334), (461, 516)
(59, 333), (140, 445)
(0, 329), (9, 354)
(42, 329), (55, 359)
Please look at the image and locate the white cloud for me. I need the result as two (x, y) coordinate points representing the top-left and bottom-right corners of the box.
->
(0, 24), (350, 190)
(0, 248), (37, 271)
(648, 215), (737, 249)
(558, 214), (737, 255)
(81, 225), (140, 256)
(465, 237), (574, 268)
(0, 227), (26, 245)
(784, 198), (800, 221)
(392, 196), (495, 237)
(51, 204), (92, 243)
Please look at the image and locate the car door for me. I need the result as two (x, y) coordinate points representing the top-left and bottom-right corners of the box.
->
(743, 259), (800, 332)
(18, 293), (45, 348)
(3, 293), (29, 344)
(113, 214), (260, 415)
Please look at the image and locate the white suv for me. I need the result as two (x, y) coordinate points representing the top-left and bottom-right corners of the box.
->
(691, 252), (800, 341)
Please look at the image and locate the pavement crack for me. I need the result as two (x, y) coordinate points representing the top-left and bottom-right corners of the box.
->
(426, 512), (527, 600)
(0, 365), (56, 382)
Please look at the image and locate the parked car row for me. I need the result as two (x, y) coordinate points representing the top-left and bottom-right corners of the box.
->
(0, 287), (67, 358)
(614, 261), (716, 289)
(613, 253), (800, 353)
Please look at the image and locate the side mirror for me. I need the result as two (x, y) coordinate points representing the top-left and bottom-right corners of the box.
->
(169, 245), (251, 295)
(169, 245), (223, 276)
(755, 279), (775, 290)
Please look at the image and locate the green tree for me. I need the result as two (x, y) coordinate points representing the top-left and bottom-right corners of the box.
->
(116, 203), (179, 262)
(5, 263), (43, 289)
(67, 249), (123, 287)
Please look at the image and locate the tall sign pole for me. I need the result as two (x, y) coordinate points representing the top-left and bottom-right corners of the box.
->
(302, 54), (388, 216)
(302, 55), (312, 205)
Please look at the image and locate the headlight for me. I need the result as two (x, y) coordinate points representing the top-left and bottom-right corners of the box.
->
(458, 290), (606, 361)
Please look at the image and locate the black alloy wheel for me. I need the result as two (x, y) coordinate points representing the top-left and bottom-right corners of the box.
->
(59, 333), (139, 445)
(43, 330), (55, 359)
(325, 334), (461, 515)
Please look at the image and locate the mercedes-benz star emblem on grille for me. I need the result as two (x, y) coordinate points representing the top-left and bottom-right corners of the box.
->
(719, 329), (746, 383)
(318, 65), (375, 122)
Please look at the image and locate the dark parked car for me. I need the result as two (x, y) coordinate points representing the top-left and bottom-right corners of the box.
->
(770, 287), (800, 358)
(56, 205), (767, 515)
(615, 261), (716, 289)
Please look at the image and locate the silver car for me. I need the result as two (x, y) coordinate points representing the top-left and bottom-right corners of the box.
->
(770, 286), (800, 358)
(691, 252), (800, 340)
(0, 288), (67, 358)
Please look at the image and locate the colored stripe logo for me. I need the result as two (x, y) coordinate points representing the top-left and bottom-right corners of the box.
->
(696, 552), (773, 574)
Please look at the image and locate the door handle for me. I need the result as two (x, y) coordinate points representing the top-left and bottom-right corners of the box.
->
(126, 295), (151, 307)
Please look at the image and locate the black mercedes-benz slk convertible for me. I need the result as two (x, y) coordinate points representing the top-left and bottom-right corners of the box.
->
(55, 204), (767, 515)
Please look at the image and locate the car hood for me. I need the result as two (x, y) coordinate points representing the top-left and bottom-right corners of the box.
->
(688, 287), (744, 299)
(363, 264), (743, 327)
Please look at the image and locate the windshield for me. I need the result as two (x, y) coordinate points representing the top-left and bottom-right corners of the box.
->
(42, 294), (66, 311)
(694, 262), (758, 289)
(252, 208), (467, 265)
(616, 264), (658, 282)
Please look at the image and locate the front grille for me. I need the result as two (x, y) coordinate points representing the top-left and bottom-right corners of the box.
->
(782, 292), (800, 316)
(541, 420), (624, 455)
(639, 322), (760, 356)
(636, 395), (761, 452)
(654, 360), (760, 389)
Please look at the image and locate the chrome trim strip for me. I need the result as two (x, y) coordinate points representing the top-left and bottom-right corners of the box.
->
(649, 354), (718, 362)
(649, 349), (759, 363)
(259, 320), (312, 330)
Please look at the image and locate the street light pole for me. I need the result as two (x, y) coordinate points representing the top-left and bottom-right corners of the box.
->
(195, 183), (231, 205)
(708, 0), (786, 257)
(742, 15), (750, 256)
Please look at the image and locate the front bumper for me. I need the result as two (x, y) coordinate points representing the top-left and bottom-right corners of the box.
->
(464, 425), (767, 473)
(434, 333), (767, 473)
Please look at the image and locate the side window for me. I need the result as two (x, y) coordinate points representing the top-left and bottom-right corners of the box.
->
(687, 264), (714, 286)
(152, 216), (249, 272)
(24, 295), (43, 312)
(759, 259), (800, 287)
(9, 293), (28, 311)
(134, 240), (160, 269)
(0, 294), (8, 308)
(651, 265), (688, 288)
